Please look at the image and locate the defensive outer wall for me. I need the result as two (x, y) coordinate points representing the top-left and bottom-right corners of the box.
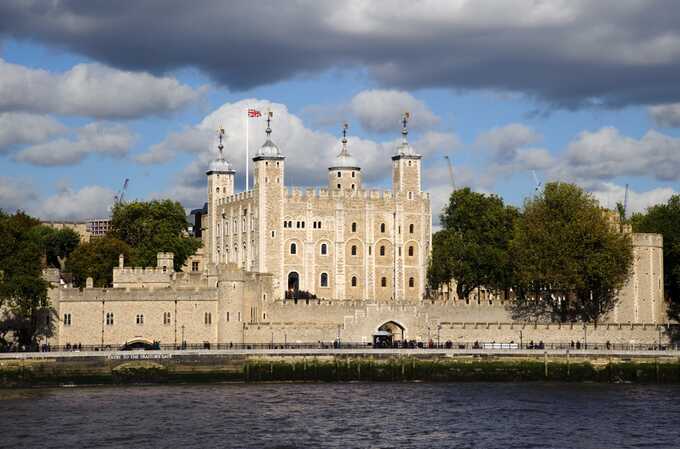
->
(3, 349), (680, 386)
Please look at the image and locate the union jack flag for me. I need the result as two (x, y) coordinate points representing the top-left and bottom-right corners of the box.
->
(248, 109), (261, 117)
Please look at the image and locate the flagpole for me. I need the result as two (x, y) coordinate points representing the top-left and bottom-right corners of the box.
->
(245, 110), (249, 192)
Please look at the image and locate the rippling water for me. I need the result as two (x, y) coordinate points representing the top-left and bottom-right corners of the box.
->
(1, 382), (678, 448)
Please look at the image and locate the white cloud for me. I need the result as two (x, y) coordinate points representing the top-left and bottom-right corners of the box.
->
(36, 185), (115, 221)
(556, 127), (680, 182)
(136, 127), (212, 165)
(0, 112), (66, 153)
(0, 58), (203, 119)
(0, 176), (38, 213)
(14, 122), (135, 166)
(649, 103), (680, 128)
(476, 123), (541, 162)
(349, 90), (440, 133)
(143, 98), (451, 206)
(0, 177), (115, 221)
(588, 182), (678, 215)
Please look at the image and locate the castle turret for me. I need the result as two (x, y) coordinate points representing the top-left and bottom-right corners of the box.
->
(328, 123), (362, 191)
(392, 113), (422, 195)
(207, 128), (235, 264)
(253, 112), (285, 287)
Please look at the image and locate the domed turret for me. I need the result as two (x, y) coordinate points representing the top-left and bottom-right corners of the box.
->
(328, 124), (361, 191)
(207, 128), (235, 175)
(256, 112), (282, 158)
(395, 112), (417, 156)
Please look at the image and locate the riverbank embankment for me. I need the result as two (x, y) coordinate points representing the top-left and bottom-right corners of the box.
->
(1, 349), (679, 387)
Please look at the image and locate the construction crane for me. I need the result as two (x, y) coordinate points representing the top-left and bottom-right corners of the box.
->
(532, 170), (542, 193)
(113, 178), (129, 205)
(444, 155), (455, 190)
(623, 183), (629, 220)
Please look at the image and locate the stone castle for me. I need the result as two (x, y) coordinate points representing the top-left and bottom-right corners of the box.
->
(43, 115), (668, 348)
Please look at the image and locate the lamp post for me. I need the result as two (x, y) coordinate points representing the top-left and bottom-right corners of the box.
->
(437, 324), (441, 348)
(181, 325), (185, 349)
(519, 330), (523, 349)
(583, 324), (587, 350)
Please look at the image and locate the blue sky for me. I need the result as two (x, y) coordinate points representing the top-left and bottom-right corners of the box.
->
(1, 1), (679, 225)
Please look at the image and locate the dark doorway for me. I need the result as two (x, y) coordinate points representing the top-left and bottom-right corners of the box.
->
(288, 272), (300, 292)
(378, 321), (405, 342)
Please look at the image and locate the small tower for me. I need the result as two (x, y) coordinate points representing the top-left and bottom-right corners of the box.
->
(392, 112), (422, 195)
(206, 128), (235, 264)
(253, 111), (286, 279)
(328, 123), (362, 191)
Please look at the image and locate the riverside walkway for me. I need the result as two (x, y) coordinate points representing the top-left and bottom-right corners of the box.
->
(1, 347), (679, 360)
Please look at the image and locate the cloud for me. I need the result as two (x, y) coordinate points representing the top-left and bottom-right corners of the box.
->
(476, 123), (541, 162)
(554, 127), (680, 182)
(36, 185), (115, 221)
(0, 176), (117, 221)
(0, 176), (38, 213)
(14, 122), (135, 166)
(136, 127), (212, 164)
(0, 58), (203, 119)
(349, 90), (440, 133)
(3, 2), (680, 107)
(587, 182), (678, 215)
(0, 112), (65, 153)
(648, 103), (680, 128)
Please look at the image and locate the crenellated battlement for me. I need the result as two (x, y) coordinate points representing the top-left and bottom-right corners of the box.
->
(219, 189), (255, 205)
(281, 186), (429, 202)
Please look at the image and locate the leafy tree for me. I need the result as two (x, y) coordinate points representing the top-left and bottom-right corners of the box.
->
(110, 200), (201, 271)
(0, 211), (53, 349)
(45, 228), (80, 270)
(428, 188), (518, 300)
(67, 236), (132, 288)
(510, 182), (633, 323)
(631, 195), (680, 324)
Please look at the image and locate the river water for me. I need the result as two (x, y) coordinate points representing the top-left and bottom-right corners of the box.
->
(0, 382), (677, 448)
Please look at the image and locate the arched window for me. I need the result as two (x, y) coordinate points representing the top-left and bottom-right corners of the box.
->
(381, 277), (387, 287)
(320, 272), (329, 287)
(216, 187), (220, 193)
(351, 276), (357, 287)
(409, 277), (415, 288)
(351, 222), (357, 232)
(408, 246), (414, 257)
(290, 242), (297, 255)
(351, 245), (357, 256)
(351, 184), (355, 189)
(380, 245), (385, 256)
(337, 183), (341, 189)
(409, 223), (414, 234)
(337, 171), (341, 178)
(352, 171), (356, 178)
(321, 243), (328, 255)
(380, 223), (385, 233)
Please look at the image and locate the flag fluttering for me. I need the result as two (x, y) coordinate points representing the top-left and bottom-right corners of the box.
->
(248, 109), (262, 117)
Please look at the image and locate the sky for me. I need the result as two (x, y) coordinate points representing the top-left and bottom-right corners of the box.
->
(1, 0), (679, 228)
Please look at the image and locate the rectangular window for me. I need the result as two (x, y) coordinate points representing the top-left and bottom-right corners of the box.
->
(192, 261), (199, 272)
(136, 314), (144, 325)
(163, 312), (171, 325)
(226, 312), (230, 322)
(63, 313), (72, 326)
(204, 312), (212, 325)
(106, 313), (114, 326)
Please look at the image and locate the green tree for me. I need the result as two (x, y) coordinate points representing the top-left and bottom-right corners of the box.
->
(66, 236), (132, 288)
(631, 195), (680, 324)
(510, 182), (633, 323)
(45, 228), (80, 270)
(0, 211), (53, 349)
(110, 200), (201, 270)
(428, 188), (518, 300)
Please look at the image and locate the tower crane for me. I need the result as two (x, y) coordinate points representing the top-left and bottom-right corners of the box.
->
(113, 178), (129, 205)
(623, 183), (629, 220)
(532, 170), (542, 193)
(444, 155), (455, 190)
